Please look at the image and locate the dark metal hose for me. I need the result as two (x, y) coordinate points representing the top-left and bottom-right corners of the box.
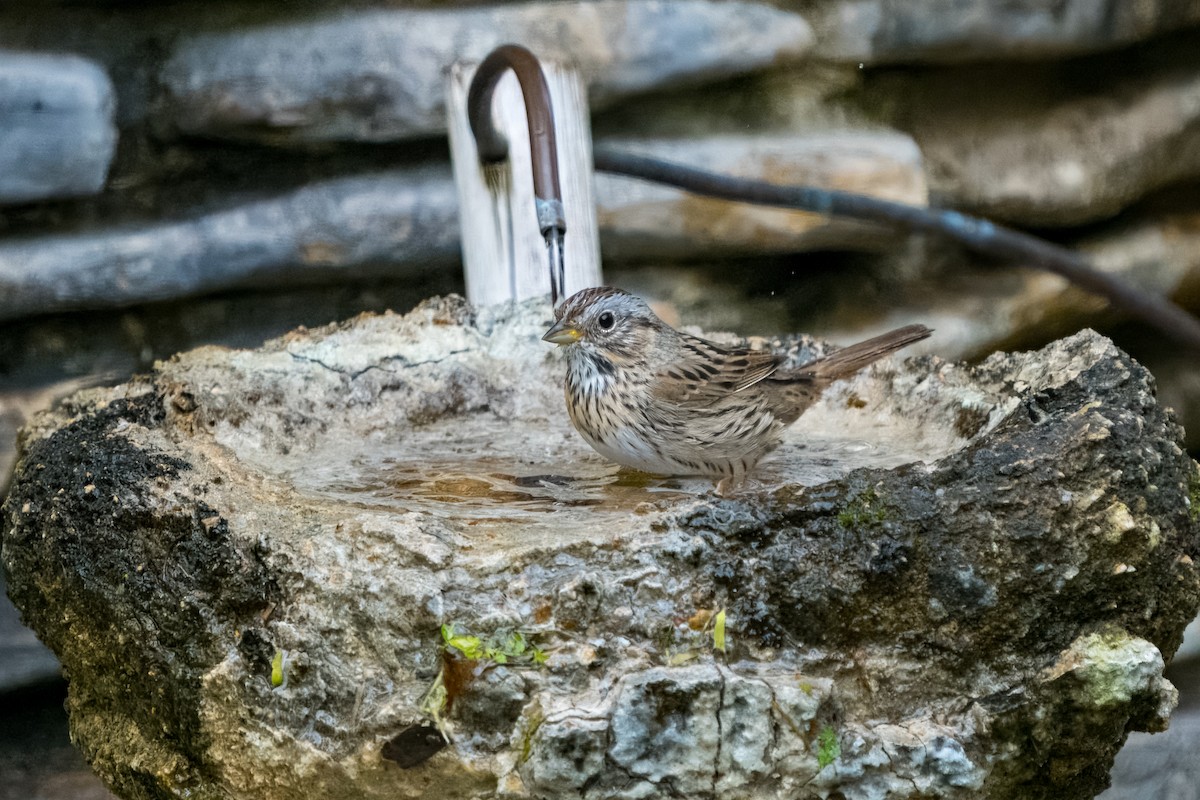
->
(593, 145), (1200, 353)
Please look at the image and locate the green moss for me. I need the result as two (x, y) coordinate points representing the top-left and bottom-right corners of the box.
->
(837, 488), (887, 528)
(441, 623), (546, 667)
(517, 708), (546, 764)
(816, 725), (840, 769)
(1064, 630), (1161, 709)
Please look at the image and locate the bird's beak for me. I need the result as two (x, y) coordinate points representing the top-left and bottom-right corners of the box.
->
(543, 320), (582, 346)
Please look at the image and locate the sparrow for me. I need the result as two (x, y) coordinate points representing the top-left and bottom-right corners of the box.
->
(543, 286), (931, 492)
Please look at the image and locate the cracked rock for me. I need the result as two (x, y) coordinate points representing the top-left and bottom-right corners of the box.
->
(2, 296), (1198, 799)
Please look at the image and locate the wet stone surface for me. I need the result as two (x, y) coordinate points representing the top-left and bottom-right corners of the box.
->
(2, 295), (1198, 800)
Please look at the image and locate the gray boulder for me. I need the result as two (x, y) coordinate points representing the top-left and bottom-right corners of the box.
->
(0, 51), (116, 204)
(3, 297), (1197, 799)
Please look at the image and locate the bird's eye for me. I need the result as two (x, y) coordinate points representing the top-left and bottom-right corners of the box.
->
(598, 311), (615, 330)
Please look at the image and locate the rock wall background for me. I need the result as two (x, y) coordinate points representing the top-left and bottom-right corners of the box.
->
(2, 2), (1200, 798)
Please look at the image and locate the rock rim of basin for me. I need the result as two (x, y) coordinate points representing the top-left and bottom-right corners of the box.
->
(3, 295), (1198, 800)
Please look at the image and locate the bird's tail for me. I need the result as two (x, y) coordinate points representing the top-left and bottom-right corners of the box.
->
(798, 324), (932, 382)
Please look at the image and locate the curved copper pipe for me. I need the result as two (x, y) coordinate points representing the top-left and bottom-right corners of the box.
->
(467, 44), (566, 235)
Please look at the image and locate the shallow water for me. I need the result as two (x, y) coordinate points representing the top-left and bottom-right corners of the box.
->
(267, 409), (943, 533)
(287, 418), (692, 521)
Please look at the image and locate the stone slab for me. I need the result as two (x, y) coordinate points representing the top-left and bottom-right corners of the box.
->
(804, 0), (1200, 64)
(871, 43), (1200, 225)
(0, 132), (924, 323)
(0, 166), (461, 323)
(0, 52), (116, 205)
(158, 0), (814, 144)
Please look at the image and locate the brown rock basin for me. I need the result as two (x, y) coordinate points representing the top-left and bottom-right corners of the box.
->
(3, 295), (1198, 800)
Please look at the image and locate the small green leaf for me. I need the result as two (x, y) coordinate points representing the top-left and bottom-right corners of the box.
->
(713, 609), (727, 654)
(446, 634), (484, 659)
(817, 726), (840, 769)
(439, 623), (545, 667)
(270, 650), (285, 688)
(531, 648), (548, 666)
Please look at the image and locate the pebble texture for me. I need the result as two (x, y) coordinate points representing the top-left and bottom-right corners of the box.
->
(3, 297), (1198, 799)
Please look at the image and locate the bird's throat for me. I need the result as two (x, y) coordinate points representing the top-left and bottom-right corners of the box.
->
(586, 351), (616, 378)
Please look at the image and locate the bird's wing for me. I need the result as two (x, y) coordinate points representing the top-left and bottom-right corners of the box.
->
(652, 333), (783, 408)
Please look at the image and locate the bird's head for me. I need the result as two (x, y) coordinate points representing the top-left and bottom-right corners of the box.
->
(542, 287), (661, 360)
